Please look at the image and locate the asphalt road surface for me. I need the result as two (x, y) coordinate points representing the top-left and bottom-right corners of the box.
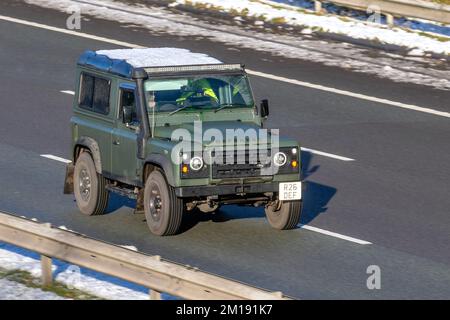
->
(0, 0), (449, 299)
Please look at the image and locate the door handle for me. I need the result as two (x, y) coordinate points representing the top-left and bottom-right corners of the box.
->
(113, 140), (120, 145)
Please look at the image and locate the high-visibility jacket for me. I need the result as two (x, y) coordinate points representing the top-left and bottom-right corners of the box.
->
(177, 79), (218, 103)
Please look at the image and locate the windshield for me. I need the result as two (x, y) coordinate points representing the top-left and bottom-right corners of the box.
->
(144, 74), (254, 113)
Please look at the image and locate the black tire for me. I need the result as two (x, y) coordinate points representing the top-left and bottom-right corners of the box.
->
(265, 200), (302, 230)
(144, 170), (184, 236)
(73, 152), (109, 216)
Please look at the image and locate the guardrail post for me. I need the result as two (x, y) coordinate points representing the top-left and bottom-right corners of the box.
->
(314, 1), (322, 13)
(385, 13), (394, 27)
(41, 255), (53, 286)
(149, 254), (162, 300)
(149, 289), (162, 300)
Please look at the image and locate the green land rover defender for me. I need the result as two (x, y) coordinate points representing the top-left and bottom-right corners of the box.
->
(64, 48), (302, 236)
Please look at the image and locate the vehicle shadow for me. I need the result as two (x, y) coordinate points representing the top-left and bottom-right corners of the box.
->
(180, 151), (337, 233)
(300, 151), (337, 225)
(104, 193), (136, 214)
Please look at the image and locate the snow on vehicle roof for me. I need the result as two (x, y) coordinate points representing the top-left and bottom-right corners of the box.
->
(96, 48), (222, 67)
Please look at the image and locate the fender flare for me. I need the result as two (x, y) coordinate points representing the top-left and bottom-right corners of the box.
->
(144, 154), (176, 186)
(74, 136), (103, 174)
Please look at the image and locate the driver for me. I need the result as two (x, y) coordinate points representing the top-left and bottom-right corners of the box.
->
(176, 78), (219, 104)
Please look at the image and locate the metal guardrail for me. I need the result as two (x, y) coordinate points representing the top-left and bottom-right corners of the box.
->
(313, 0), (450, 25)
(0, 211), (289, 300)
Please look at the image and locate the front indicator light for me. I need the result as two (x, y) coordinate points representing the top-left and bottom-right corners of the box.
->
(182, 164), (189, 174)
(291, 160), (298, 168)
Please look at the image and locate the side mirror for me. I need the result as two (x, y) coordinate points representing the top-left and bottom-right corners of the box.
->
(122, 105), (134, 124)
(260, 99), (269, 119)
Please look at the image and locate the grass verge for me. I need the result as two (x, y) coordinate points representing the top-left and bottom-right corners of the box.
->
(0, 267), (101, 300)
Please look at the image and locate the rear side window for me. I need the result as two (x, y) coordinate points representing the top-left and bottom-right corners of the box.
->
(79, 74), (94, 108)
(79, 73), (111, 114)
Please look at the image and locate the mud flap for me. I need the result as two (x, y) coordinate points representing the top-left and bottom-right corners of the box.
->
(63, 163), (75, 194)
(134, 188), (145, 214)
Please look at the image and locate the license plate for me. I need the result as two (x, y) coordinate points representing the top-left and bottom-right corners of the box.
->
(279, 182), (302, 201)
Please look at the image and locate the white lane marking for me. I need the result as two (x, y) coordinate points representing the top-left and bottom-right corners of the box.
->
(301, 225), (372, 245)
(0, 15), (142, 48)
(40, 154), (72, 163)
(301, 147), (354, 161)
(60, 90), (75, 95)
(1, 14), (447, 119)
(247, 70), (450, 119)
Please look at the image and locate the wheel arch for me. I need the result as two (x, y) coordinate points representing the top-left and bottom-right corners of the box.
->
(143, 154), (176, 187)
(73, 136), (102, 174)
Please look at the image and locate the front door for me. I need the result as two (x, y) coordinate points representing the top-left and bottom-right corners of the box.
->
(111, 83), (140, 186)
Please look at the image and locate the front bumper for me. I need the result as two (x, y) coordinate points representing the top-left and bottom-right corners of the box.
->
(175, 181), (279, 198)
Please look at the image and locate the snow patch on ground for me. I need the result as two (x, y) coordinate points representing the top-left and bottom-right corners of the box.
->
(173, 0), (450, 55)
(0, 242), (172, 300)
(408, 48), (426, 56)
(0, 278), (67, 300)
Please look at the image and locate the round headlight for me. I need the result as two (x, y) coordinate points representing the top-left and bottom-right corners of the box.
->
(189, 156), (204, 171)
(273, 152), (287, 166)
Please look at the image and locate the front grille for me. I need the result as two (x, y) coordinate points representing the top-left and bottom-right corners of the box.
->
(212, 163), (262, 178)
(211, 149), (271, 179)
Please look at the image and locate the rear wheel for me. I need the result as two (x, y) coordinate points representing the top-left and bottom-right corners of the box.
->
(73, 152), (109, 216)
(265, 200), (302, 230)
(144, 170), (184, 236)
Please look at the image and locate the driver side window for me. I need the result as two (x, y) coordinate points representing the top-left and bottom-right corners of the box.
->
(119, 88), (138, 125)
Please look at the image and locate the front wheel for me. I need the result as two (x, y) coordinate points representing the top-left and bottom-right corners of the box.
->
(144, 170), (184, 236)
(265, 200), (302, 230)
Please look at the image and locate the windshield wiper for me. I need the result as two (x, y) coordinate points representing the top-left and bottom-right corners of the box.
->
(214, 103), (248, 113)
(169, 104), (190, 116)
(168, 104), (206, 116)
